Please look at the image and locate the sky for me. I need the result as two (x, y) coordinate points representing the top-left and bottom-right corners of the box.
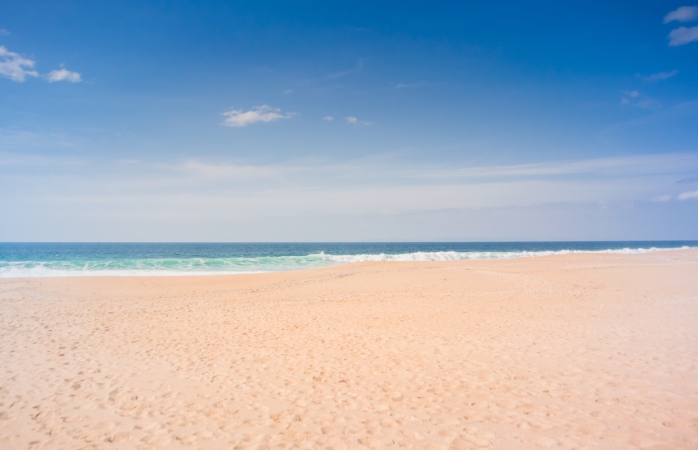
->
(1, 0), (697, 242)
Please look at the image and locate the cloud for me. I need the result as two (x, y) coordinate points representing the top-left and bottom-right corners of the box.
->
(327, 59), (364, 79)
(46, 68), (82, 83)
(641, 70), (678, 82)
(160, 160), (288, 181)
(5, 151), (698, 242)
(152, 152), (698, 189)
(668, 26), (698, 46)
(345, 116), (372, 125)
(678, 189), (698, 200)
(619, 90), (660, 109)
(0, 45), (39, 82)
(323, 116), (334, 121)
(394, 82), (422, 89)
(0, 29), (9, 36)
(282, 89), (293, 95)
(222, 105), (295, 127)
(651, 194), (672, 202)
(664, 6), (698, 23)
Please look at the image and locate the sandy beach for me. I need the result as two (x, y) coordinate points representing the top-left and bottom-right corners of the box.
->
(1, 250), (697, 449)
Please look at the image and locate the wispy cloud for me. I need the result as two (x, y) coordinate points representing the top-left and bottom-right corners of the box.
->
(159, 160), (289, 181)
(668, 26), (698, 46)
(651, 194), (672, 202)
(222, 105), (295, 127)
(641, 70), (678, 82)
(46, 67), (82, 83)
(4, 151), (698, 242)
(402, 153), (698, 181)
(346, 116), (372, 125)
(394, 82), (422, 89)
(323, 116), (334, 121)
(619, 90), (660, 108)
(327, 59), (364, 79)
(664, 6), (698, 23)
(678, 189), (698, 200)
(104, 152), (698, 185)
(0, 45), (39, 82)
(0, 29), (9, 36)
(677, 175), (698, 184)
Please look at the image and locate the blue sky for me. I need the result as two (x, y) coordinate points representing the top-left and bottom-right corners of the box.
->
(1, 1), (697, 241)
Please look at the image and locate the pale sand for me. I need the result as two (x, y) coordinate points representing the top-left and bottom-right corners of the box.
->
(1, 251), (698, 449)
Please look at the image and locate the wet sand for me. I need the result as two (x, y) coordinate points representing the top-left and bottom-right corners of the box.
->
(1, 250), (697, 449)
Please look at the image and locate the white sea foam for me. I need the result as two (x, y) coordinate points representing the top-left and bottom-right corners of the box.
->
(0, 246), (691, 278)
(314, 246), (690, 263)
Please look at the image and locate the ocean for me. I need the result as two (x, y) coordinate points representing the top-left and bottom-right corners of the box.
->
(0, 241), (695, 278)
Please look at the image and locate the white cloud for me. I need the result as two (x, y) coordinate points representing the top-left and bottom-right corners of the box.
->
(345, 116), (372, 125)
(651, 194), (672, 202)
(222, 105), (295, 127)
(678, 189), (698, 200)
(0, 29), (9, 36)
(642, 70), (678, 82)
(282, 89), (293, 95)
(629, 90), (640, 98)
(664, 6), (698, 23)
(323, 116), (334, 121)
(668, 26), (698, 46)
(46, 68), (82, 83)
(0, 45), (39, 82)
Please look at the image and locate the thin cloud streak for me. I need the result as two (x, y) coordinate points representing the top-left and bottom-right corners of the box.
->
(641, 70), (678, 82)
(394, 82), (423, 89)
(4, 152), (698, 241)
(327, 59), (364, 79)
(8, 151), (695, 186)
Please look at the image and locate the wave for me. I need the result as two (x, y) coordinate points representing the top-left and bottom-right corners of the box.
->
(316, 246), (691, 263)
(0, 246), (691, 278)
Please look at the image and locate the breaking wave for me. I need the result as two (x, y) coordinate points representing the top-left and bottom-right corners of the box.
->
(0, 245), (691, 278)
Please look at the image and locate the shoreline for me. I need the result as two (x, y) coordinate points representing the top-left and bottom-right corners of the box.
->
(1, 250), (697, 448)
(1, 245), (695, 280)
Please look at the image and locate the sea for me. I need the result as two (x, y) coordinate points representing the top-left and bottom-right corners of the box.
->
(0, 241), (695, 278)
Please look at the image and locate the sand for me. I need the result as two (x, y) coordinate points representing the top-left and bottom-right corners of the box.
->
(1, 250), (697, 449)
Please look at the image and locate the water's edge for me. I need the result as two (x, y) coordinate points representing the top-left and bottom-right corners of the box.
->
(1, 242), (694, 278)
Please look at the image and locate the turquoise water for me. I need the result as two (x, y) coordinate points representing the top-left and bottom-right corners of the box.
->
(0, 242), (695, 277)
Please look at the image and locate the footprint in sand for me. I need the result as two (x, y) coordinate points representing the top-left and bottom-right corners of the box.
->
(141, 434), (172, 446)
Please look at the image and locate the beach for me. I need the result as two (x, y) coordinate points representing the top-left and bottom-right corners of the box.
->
(1, 250), (697, 449)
